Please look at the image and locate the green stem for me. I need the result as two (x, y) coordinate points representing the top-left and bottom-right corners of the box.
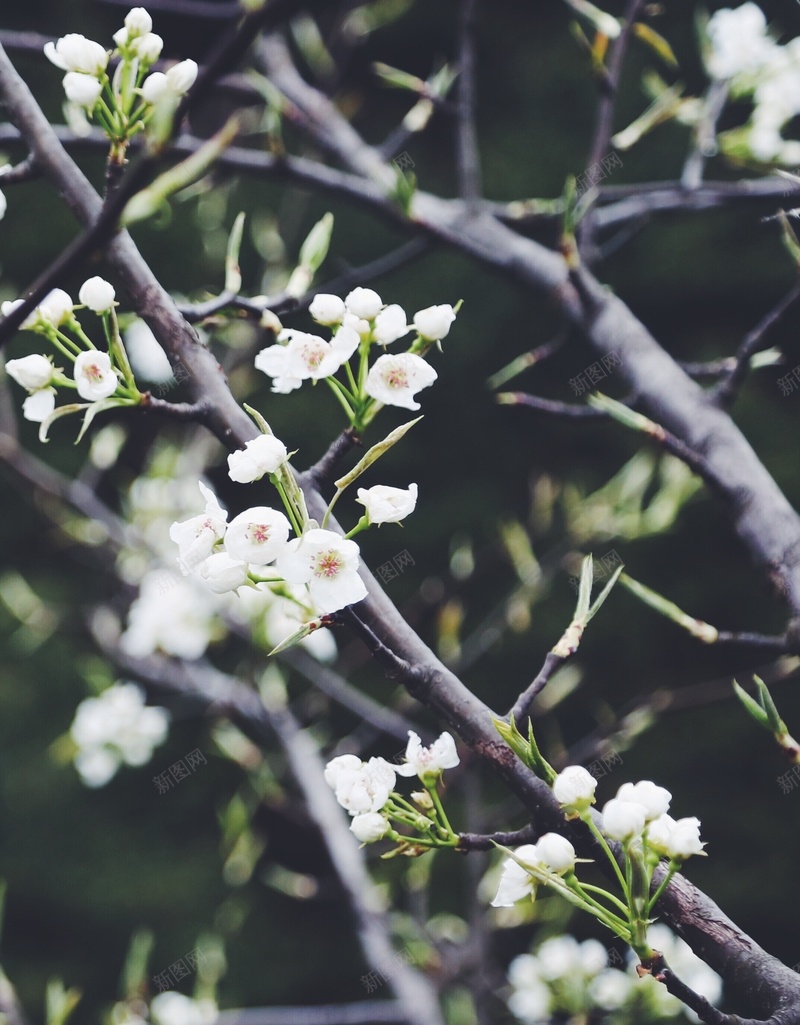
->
(273, 479), (303, 537)
(582, 812), (629, 899)
(321, 487), (344, 530)
(571, 879), (630, 916)
(324, 377), (357, 421)
(344, 517), (369, 540)
(424, 780), (456, 838)
(647, 863), (678, 915)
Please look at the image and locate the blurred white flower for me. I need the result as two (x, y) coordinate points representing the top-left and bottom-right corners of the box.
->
(123, 319), (173, 383)
(705, 3), (775, 81)
(121, 568), (218, 660)
(169, 481), (228, 574)
(74, 350), (119, 401)
(70, 682), (169, 787)
(356, 483), (418, 524)
(150, 992), (217, 1025)
(63, 71), (103, 108)
(365, 353), (437, 410)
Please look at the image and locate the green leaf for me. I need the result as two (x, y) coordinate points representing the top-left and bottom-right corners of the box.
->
(733, 679), (770, 730)
(76, 397), (130, 444)
(334, 417), (422, 491)
(754, 675), (787, 734)
(120, 929), (154, 1001)
(492, 715), (537, 773)
(225, 212), (246, 294)
(631, 22), (679, 68)
(585, 562), (624, 623)
(45, 979), (81, 1025)
(268, 616), (326, 657)
(243, 404), (275, 436)
(38, 403), (91, 444)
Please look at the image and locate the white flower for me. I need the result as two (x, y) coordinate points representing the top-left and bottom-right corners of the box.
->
(373, 304), (409, 345)
(666, 816), (705, 860)
(356, 483), (418, 524)
(255, 329), (349, 393)
(121, 568), (218, 660)
(140, 71), (169, 103)
(277, 528), (367, 614)
(22, 388), (56, 422)
(63, 72), (103, 108)
(44, 34), (109, 75)
(365, 353), (437, 410)
(642, 924), (722, 1021)
(344, 311), (371, 339)
(413, 303), (456, 341)
(224, 506), (291, 565)
(124, 7), (153, 36)
(507, 957), (551, 1023)
(169, 481), (228, 573)
(227, 434), (288, 483)
(309, 293), (346, 325)
(0, 189), (6, 221)
(199, 552), (249, 593)
(535, 832), (576, 874)
(552, 765), (597, 813)
(132, 32), (163, 63)
(395, 730), (459, 779)
(345, 287), (383, 320)
(490, 844), (543, 907)
(263, 592), (338, 662)
(166, 59), (198, 94)
(70, 682), (169, 787)
(1, 299), (37, 331)
(330, 325), (360, 362)
(74, 350), (119, 400)
(79, 276), (116, 313)
(150, 992), (218, 1025)
(324, 753), (363, 790)
(6, 354), (53, 390)
(601, 797), (647, 841)
(616, 780), (671, 821)
(350, 812), (390, 843)
(705, 3), (775, 81)
(330, 757), (396, 815)
(38, 289), (74, 326)
(589, 968), (634, 1010)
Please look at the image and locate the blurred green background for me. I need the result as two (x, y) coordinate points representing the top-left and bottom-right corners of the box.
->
(2, 0), (800, 1021)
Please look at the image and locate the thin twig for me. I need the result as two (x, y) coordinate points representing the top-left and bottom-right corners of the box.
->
(457, 825), (537, 851)
(456, 0), (482, 204)
(509, 651), (565, 723)
(0, 153), (37, 184)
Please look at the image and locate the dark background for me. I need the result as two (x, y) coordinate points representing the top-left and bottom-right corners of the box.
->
(1, 0), (800, 1020)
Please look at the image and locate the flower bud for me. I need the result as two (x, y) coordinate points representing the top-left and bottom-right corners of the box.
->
(616, 780), (671, 821)
(133, 32), (163, 64)
(552, 765), (597, 814)
(124, 7), (153, 36)
(165, 59), (198, 95)
(79, 276), (116, 313)
(373, 304), (409, 344)
(63, 72), (103, 109)
(350, 812), (390, 843)
(199, 552), (249, 594)
(5, 354), (53, 390)
(665, 816), (705, 860)
(140, 71), (168, 103)
(38, 289), (74, 326)
(356, 483), (418, 524)
(411, 790), (434, 810)
(413, 303), (456, 341)
(601, 798), (647, 841)
(309, 293), (346, 326)
(345, 287), (383, 320)
(535, 832), (576, 874)
(227, 433), (288, 483)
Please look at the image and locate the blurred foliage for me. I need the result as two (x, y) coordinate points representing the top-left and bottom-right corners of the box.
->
(2, 1), (800, 1023)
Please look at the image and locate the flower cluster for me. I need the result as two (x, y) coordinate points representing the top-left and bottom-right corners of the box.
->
(492, 764), (705, 963)
(705, 4), (800, 165)
(45, 7), (197, 150)
(325, 730), (460, 850)
(256, 288), (456, 430)
(69, 681), (170, 787)
(506, 929), (722, 1024)
(3, 279), (140, 435)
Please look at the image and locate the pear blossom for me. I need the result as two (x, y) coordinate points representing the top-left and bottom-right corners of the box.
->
(345, 287), (383, 320)
(74, 350), (119, 400)
(227, 434), (288, 483)
(132, 32), (163, 63)
(5, 354), (53, 390)
(140, 72), (169, 103)
(356, 483), (418, 524)
(224, 506), (291, 565)
(150, 992), (218, 1025)
(79, 276), (116, 313)
(255, 329), (350, 393)
(552, 764), (597, 814)
(169, 481), (228, 573)
(666, 816), (705, 860)
(327, 756), (396, 815)
(0, 189), (6, 221)
(309, 293), (346, 325)
(490, 844), (543, 907)
(601, 797), (647, 841)
(141, 60), (198, 103)
(277, 528), (367, 614)
(350, 812), (390, 843)
(413, 303), (456, 341)
(38, 289), (75, 327)
(330, 325), (360, 362)
(616, 780), (671, 821)
(70, 682), (169, 787)
(507, 957), (552, 1022)
(365, 353), (437, 410)
(324, 753), (363, 790)
(344, 311), (371, 339)
(44, 34), (109, 76)
(535, 832), (576, 875)
(395, 730), (459, 779)
(63, 72), (103, 109)
(124, 319), (172, 383)
(373, 304), (410, 345)
(199, 552), (249, 593)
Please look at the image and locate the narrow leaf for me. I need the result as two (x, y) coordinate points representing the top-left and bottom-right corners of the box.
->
(632, 22), (679, 67)
(225, 212), (246, 293)
(334, 417), (422, 491)
(754, 675), (787, 734)
(38, 403), (91, 444)
(733, 679), (770, 729)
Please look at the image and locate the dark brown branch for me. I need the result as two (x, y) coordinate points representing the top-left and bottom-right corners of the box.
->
(496, 392), (607, 417)
(215, 1004), (408, 1025)
(457, 825), (537, 851)
(304, 427), (361, 489)
(0, 153), (38, 184)
(509, 651), (566, 723)
(140, 394), (210, 420)
(456, 0), (482, 204)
